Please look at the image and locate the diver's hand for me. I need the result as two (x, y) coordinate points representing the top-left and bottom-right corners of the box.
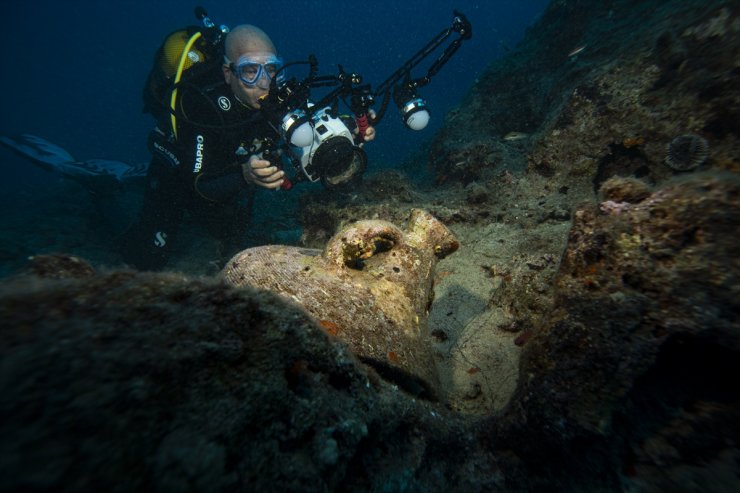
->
(355, 109), (377, 146)
(242, 154), (285, 190)
(362, 125), (376, 143)
(355, 124), (376, 147)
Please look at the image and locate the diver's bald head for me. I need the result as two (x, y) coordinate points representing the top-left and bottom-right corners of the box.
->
(225, 24), (277, 59)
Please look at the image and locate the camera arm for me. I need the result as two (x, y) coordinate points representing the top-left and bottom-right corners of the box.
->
(293, 11), (473, 130)
(415, 11), (473, 87)
(370, 10), (472, 124)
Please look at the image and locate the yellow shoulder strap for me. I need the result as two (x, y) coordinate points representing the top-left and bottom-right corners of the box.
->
(169, 31), (203, 139)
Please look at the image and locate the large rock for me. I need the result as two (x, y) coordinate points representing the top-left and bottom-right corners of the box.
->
(0, 270), (492, 492)
(490, 173), (740, 490)
(429, 0), (739, 191)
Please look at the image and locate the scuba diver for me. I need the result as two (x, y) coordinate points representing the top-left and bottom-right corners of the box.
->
(121, 23), (376, 270)
(1, 7), (470, 272)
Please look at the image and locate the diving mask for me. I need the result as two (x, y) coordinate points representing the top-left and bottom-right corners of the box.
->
(229, 53), (285, 89)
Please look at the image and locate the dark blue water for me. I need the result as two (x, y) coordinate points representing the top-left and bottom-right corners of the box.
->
(1, 0), (548, 179)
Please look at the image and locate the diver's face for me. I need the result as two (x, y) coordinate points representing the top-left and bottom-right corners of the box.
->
(223, 52), (278, 110)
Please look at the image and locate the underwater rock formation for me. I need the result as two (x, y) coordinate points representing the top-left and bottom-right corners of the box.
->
(221, 209), (459, 395)
(2, 0), (739, 491)
(2, 174), (737, 492)
(430, 0), (739, 190)
(300, 0), (740, 417)
(491, 173), (740, 490)
(25, 253), (97, 279)
(0, 270), (497, 493)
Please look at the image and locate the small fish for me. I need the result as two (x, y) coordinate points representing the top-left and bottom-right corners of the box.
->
(568, 45), (587, 57)
(503, 132), (529, 141)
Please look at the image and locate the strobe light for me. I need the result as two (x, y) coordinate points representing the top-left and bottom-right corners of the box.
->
(281, 109), (313, 147)
(399, 97), (430, 131)
(394, 83), (430, 131)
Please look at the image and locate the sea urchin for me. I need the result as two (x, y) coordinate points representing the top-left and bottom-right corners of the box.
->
(665, 134), (709, 171)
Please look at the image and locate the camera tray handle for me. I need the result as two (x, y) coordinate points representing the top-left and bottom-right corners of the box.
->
(260, 137), (293, 190)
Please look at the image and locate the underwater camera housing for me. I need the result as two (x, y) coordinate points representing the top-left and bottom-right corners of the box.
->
(258, 10), (471, 190)
(279, 103), (366, 189)
(297, 107), (367, 188)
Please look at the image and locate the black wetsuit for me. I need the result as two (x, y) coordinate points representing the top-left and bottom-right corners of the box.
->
(121, 72), (275, 270)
